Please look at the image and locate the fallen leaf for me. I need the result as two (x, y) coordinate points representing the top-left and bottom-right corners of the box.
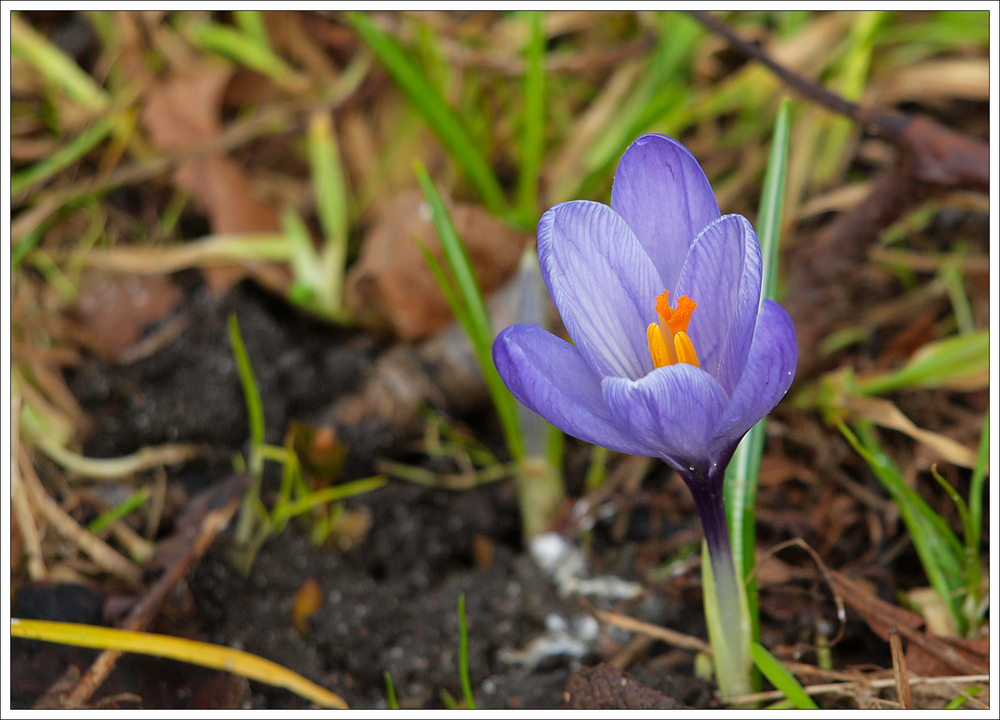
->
(905, 632), (990, 677)
(71, 270), (184, 361)
(141, 65), (282, 294)
(829, 570), (988, 677)
(345, 190), (529, 340)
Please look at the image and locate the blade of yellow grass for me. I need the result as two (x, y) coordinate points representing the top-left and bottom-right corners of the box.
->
(11, 618), (349, 709)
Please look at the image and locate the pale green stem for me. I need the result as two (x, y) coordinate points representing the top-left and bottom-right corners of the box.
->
(689, 473), (753, 699)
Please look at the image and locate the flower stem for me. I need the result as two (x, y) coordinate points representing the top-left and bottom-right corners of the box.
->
(688, 474), (753, 699)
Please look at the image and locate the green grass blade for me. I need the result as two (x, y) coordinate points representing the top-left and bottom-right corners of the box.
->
(414, 164), (523, 460)
(11, 116), (116, 197)
(457, 594), (476, 709)
(840, 421), (967, 633)
(414, 240), (476, 341)
(750, 642), (819, 709)
(967, 410), (989, 553)
(87, 487), (151, 535)
(723, 99), (790, 671)
(384, 671), (399, 709)
(944, 685), (982, 709)
(228, 312), (267, 550)
(11, 13), (109, 112)
(307, 111), (350, 318)
(233, 10), (271, 49)
(858, 330), (989, 395)
(755, 98), (791, 303)
(269, 477), (386, 524)
(963, 410), (989, 627)
(227, 314), (265, 454)
(347, 12), (507, 215)
(188, 21), (298, 85)
(515, 11), (546, 224)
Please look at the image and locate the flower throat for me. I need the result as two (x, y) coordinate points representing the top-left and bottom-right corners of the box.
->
(646, 291), (699, 369)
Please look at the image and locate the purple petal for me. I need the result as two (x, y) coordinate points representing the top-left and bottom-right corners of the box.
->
(674, 215), (760, 385)
(493, 324), (657, 456)
(709, 299), (797, 466)
(714, 216), (762, 395)
(537, 201), (660, 381)
(602, 364), (728, 473)
(611, 134), (721, 293)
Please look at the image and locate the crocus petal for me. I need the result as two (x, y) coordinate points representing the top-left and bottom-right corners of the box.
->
(709, 299), (797, 467)
(611, 134), (721, 293)
(674, 215), (759, 384)
(537, 200), (660, 381)
(493, 324), (657, 456)
(602, 364), (728, 473)
(713, 216), (762, 396)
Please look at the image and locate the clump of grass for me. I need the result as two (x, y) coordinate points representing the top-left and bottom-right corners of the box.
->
(227, 314), (384, 573)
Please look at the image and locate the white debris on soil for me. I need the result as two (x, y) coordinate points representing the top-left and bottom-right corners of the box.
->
(529, 532), (643, 602)
(496, 533), (644, 670)
(497, 613), (599, 668)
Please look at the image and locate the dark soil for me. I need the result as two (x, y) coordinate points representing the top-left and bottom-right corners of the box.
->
(16, 280), (721, 709)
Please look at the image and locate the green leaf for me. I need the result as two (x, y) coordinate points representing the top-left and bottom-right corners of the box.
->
(87, 487), (151, 535)
(11, 13), (109, 112)
(515, 11), (546, 223)
(188, 21), (298, 85)
(723, 98), (791, 684)
(414, 163), (523, 461)
(348, 12), (507, 215)
(858, 331), (989, 395)
(840, 421), (967, 634)
(11, 116), (116, 197)
(307, 111), (350, 319)
(227, 314), (265, 454)
(457, 594), (476, 709)
(750, 642), (818, 709)
(384, 671), (399, 710)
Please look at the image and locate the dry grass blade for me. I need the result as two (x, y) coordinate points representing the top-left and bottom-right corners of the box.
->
(11, 394), (48, 580)
(726, 673), (989, 706)
(591, 609), (711, 655)
(889, 626), (913, 709)
(18, 447), (144, 590)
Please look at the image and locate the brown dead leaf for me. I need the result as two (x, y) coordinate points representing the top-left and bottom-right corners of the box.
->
(905, 632), (990, 677)
(71, 270), (184, 361)
(828, 569), (924, 642)
(829, 570), (988, 677)
(345, 190), (529, 340)
(141, 65), (281, 294)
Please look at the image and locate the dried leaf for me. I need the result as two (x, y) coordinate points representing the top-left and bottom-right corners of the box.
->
(71, 270), (184, 361)
(843, 395), (977, 469)
(141, 65), (281, 294)
(345, 191), (528, 340)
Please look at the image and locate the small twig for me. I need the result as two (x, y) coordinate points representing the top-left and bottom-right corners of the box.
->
(889, 626), (913, 709)
(726, 673), (989, 706)
(591, 609), (711, 655)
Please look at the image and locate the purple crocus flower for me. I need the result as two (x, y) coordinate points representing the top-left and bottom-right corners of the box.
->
(493, 133), (797, 523)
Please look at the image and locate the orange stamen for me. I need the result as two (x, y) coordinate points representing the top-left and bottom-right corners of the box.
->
(673, 332), (699, 368)
(648, 292), (700, 369)
(647, 323), (673, 369)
